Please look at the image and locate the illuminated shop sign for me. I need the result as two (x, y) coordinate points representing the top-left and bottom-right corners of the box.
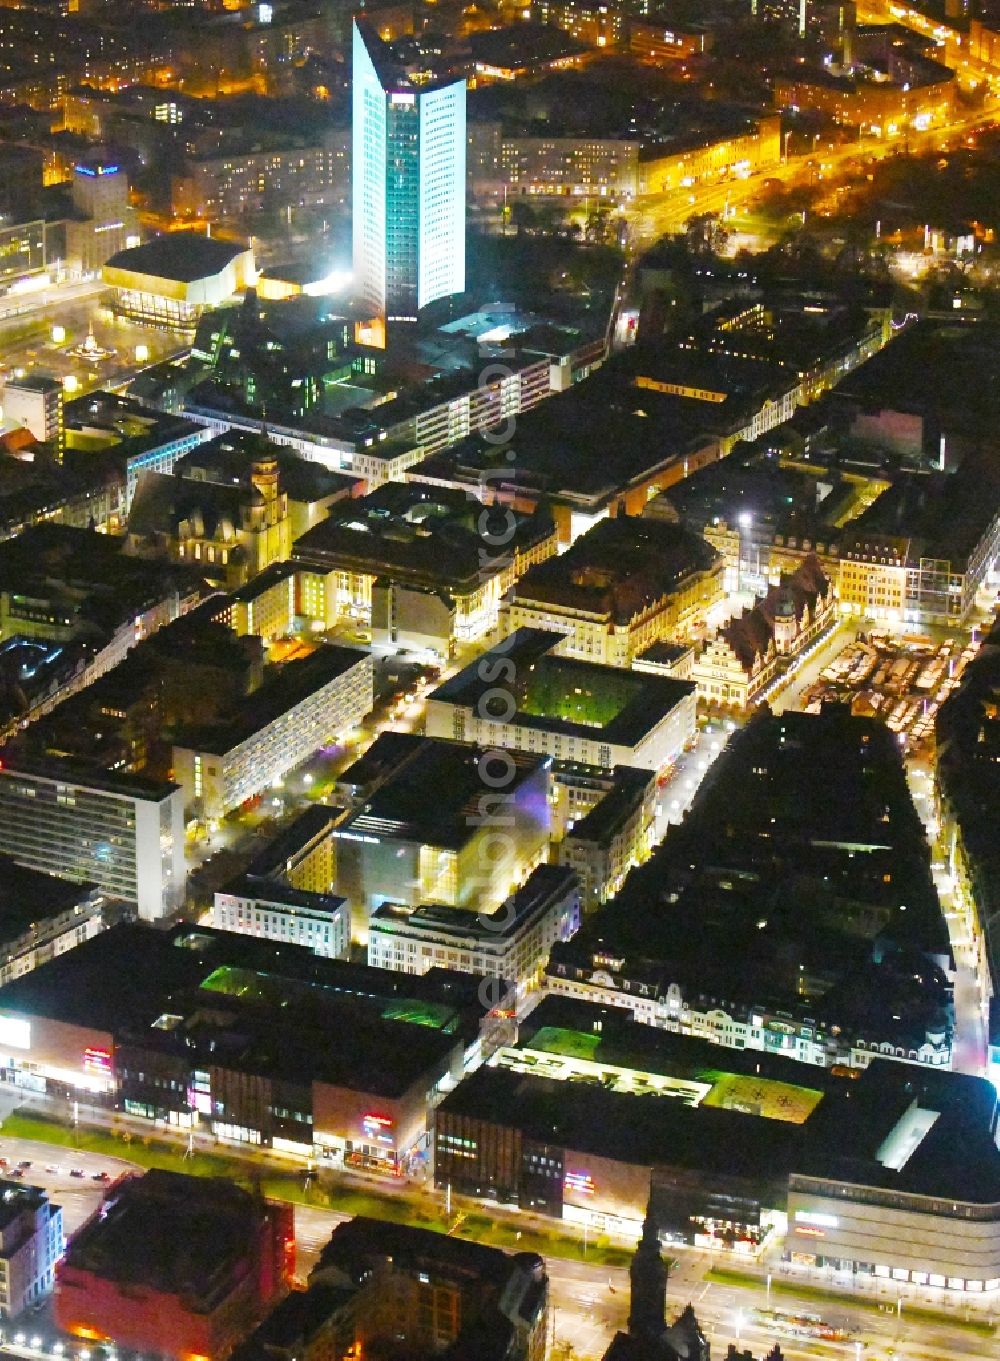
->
(363, 1113), (394, 1144)
(83, 1047), (113, 1074)
(564, 1170), (596, 1196)
(794, 1211), (838, 1228)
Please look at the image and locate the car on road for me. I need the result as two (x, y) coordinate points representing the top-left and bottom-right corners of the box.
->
(9, 1167), (24, 1178)
(92, 1171), (110, 1182)
(17, 1160), (31, 1169)
(69, 1168), (86, 1178)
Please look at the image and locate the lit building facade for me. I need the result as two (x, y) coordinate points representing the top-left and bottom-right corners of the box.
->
(0, 762), (185, 922)
(426, 631), (698, 774)
(557, 767), (658, 910)
(0, 860), (106, 989)
(367, 863), (581, 1001)
(499, 517), (724, 667)
(213, 806), (350, 960)
(103, 234), (255, 333)
(545, 951), (951, 1070)
(172, 646), (374, 820)
(2, 375), (64, 454)
(352, 18), (466, 322)
(836, 461), (1000, 626)
(772, 64), (955, 137)
(213, 878), (351, 961)
(173, 131), (350, 223)
(0, 1180), (63, 1319)
(692, 555), (835, 710)
(468, 123), (639, 202)
(639, 115), (781, 195)
(332, 737), (552, 940)
(66, 158), (138, 275)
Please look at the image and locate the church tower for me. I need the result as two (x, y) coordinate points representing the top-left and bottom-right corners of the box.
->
(628, 1195), (667, 1343)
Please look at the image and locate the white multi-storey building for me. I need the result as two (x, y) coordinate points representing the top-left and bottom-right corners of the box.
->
(0, 859), (106, 987)
(367, 864), (581, 1003)
(0, 762), (184, 922)
(352, 18), (466, 321)
(213, 879), (350, 960)
(172, 645), (373, 820)
(0, 1180), (63, 1318)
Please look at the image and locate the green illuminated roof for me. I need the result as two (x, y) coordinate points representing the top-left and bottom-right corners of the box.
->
(698, 1069), (823, 1123)
(381, 999), (458, 1031)
(509, 1021), (823, 1124)
(201, 964), (458, 1031)
(527, 1025), (602, 1061)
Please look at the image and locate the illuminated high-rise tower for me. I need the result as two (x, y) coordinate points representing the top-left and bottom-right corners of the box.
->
(352, 18), (466, 324)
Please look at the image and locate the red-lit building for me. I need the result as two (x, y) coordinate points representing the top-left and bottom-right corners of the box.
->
(55, 1170), (294, 1360)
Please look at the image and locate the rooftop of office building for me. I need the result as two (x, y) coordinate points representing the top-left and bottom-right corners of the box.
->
(430, 629), (695, 747)
(412, 353), (791, 512)
(172, 643), (368, 757)
(62, 1170), (272, 1305)
(173, 430), (356, 506)
(237, 1216), (546, 1361)
(217, 875), (346, 920)
(336, 733), (549, 851)
(509, 515), (721, 622)
(443, 1050), (1000, 1207)
(646, 440), (830, 537)
(64, 390), (201, 455)
(0, 923), (497, 1084)
(833, 319), (1000, 433)
(563, 767), (655, 847)
(0, 1178), (52, 1231)
(508, 995), (830, 1122)
(0, 855), (100, 940)
(293, 483), (555, 593)
(318, 1215), (540, 1291)
(0, 753), (180, 803)
(440, 1063), (801, 1185)
(370, 863), (578, 942)
(839, 452), (1000, 568)
(105, 233), (250, 284)
(794, 1061), (1000, 1205)
(355, 15), (465, 95)
(0, 523), (205, 633)
(244, 803), (343, 881)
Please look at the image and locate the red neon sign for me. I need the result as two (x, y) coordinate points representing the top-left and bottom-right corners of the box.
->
(362, 1113), (393, 1129)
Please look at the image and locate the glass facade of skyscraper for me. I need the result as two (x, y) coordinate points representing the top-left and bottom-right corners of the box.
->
(352, 20), (466, 321)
